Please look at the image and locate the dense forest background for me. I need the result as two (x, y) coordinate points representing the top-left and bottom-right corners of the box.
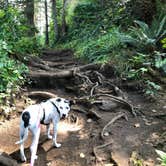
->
(0, 0), (166, 165)
(0, 0), (166, 101)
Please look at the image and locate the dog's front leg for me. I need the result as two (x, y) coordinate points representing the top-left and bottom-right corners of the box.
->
(53, 120), (61, 148)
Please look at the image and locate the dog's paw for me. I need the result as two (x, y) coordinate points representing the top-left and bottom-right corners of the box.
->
(54, 142), (61, 148)
(33, 155), (38, 160)
(47, 135), (53, 139)
(21, 156), (27, 162)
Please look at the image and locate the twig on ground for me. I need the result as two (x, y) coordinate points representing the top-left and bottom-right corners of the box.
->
(101, 113), (128, 139)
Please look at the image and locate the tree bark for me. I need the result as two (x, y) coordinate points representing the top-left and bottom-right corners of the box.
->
(52, 0), (59, 43)
(61, 0), (67, 36)
(24, 0), (35, 36)
(44, 0), (49, 45)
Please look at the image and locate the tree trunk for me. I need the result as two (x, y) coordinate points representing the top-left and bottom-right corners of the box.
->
(61, 0), (67, 36)
(52, 0), (59, 44)
(44, 0), (49, 45)
(24, 0), (35, 36)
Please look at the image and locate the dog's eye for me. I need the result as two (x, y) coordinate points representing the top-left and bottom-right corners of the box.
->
(60, 106), (63, 110)
(66, 107), (69, 110)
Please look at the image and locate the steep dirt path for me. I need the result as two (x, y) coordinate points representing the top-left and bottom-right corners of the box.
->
(0, 49), (166, 166)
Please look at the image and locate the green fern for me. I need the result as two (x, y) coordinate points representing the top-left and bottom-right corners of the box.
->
(156, 150), (166, 166)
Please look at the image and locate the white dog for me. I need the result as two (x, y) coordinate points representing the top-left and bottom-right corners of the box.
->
(15, 97), (71, 166)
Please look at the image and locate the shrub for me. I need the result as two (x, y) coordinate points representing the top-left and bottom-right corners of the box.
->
(75, 27), (126, 63)
(0, 40), (28, 93)
(129, 15), (166, 52)
(14, 37), (42, 56)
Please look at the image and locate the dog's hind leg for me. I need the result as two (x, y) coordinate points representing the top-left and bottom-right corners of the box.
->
(46, 124), (52, 139)
(30, 127), (40, 166)
(19, 126), (27, 162)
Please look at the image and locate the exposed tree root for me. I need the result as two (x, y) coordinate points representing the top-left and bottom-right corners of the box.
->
(27, 91), (57, 98)
(90, 82), (99, 97)
(75, 73), (93, 85)
(93, 141), (113, 163)
(101, 113), (128, 139)
(0, 152), (17, 166)
(88, 108), (102, 119)
(94, 94), (136, 116)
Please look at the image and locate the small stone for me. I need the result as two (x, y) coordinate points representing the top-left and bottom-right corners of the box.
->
(134, 123), (140, 128)
(152, 109), (157, 113)
(103, 132), (109, 137)
(80, 153), (85, 158)
(151, 132), (159, 139)
(87, 118), (92, 123)
(47, 162), (51, 166)
(163, 106), (166, 109)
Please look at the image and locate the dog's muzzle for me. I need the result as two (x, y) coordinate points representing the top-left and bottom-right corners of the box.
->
(62, 114), (66, 119)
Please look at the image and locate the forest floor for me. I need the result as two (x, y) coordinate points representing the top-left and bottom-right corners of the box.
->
(0, 50), (166, 166)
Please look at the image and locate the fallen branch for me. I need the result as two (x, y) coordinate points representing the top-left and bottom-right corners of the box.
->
(101, 113), (128, 139)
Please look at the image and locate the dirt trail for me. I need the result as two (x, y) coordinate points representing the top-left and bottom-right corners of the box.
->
(0, 49), (166, 166)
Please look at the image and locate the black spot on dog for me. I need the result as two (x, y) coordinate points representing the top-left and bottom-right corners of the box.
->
(22, 111), (30, 128)
(56, 98), (61, 102)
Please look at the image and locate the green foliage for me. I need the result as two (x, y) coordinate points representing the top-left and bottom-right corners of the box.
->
(156, 150), (166, 166)
(0, 7), (28, 42)
(0, 40), (28, 93)
(75, 27), (125, 63)
(14, 37), (41, 56)
(129, 15), (166, 52)
(144, 80), (161, 97)
(161, 37), (166, 49)
(154, 51), (166, 74)
(64, 0), (131, 42)
(0, 5), (40, 101)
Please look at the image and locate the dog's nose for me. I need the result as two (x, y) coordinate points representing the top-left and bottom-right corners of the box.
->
(62, 114), (66, 119)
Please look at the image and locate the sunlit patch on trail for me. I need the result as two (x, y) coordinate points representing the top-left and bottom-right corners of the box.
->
(57, 115), (84, 136)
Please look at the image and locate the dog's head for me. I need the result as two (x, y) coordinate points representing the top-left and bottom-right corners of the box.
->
(50, 97), (72, 119)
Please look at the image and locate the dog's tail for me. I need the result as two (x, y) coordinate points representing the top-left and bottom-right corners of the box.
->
(15, 111), (30, 145)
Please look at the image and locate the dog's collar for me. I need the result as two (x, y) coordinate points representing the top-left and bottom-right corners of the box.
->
(50, 101), (61, 117)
